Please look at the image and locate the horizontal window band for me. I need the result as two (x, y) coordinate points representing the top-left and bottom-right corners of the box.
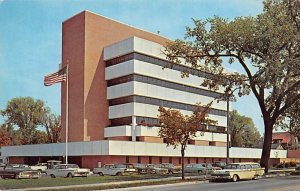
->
(107, 74), (223, 99)
(106, 52), (214, 80)
(109, 116), (226, 133)
(109, 95), (227, 117)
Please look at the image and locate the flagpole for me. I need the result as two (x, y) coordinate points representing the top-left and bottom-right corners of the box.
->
(65, 64), (69, 164)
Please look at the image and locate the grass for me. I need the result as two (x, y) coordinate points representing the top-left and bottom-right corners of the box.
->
(34, 179), (193, 191)
(0, 174), (187, 190)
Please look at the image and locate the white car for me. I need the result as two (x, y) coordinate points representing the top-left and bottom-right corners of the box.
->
(30, 163), (47, 172)
(93, 164), (126, 176)
(46, 164), (90, 178)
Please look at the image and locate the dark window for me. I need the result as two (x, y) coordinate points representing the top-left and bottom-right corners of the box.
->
(159, 157), (162, 163)
(106, 53), (134, 67)
(110, 116), (225, 133)
(106, 52), (216, 79)
(188, 158), (190, 163)
(138, 156), (141, 163)
(107, 74), (223, 99)
(149, 156), (152, 164)
(179, 157), (181, 164)
(110, 117), (132, 126)
(169, 157), (172, 164)
(126, 156), (129, 163)
(196, 158), (199, 163)
(109, 95), (227, 117)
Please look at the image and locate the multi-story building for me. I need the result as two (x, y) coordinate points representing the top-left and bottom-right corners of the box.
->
(103, 36), (228, 146)
(1, 11), (288, 168)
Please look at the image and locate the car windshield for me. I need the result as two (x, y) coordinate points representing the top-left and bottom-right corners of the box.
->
(225, 164), (240, 169)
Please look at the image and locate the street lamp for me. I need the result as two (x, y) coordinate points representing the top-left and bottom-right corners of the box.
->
(225, 85), (242, 164)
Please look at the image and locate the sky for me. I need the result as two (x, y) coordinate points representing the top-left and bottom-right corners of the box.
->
(0, 0), (266, 133)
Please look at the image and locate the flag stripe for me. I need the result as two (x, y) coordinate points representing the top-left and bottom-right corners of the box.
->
(44, 66), (67, 86)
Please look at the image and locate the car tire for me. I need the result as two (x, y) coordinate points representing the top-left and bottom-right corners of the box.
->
(67, 173), (73, 178)
(98, 172), (104, 176)
(168, 171), (173, 175)
(50, 174), (56, 178)
(116, 172), (123, 176)
(198, 170), (203, 175)
(232, 174), (239, 182)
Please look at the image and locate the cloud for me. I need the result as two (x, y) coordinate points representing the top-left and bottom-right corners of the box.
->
(0, 0), (4, 5)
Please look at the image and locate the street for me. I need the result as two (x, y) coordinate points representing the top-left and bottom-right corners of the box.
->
(103, 176), (300, 191)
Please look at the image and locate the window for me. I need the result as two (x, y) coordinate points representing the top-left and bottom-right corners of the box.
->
(110, 117), (132, 126)
(109, 95), (227, 117)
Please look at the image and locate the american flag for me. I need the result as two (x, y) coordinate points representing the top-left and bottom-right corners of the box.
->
(44, 66), (67, 86)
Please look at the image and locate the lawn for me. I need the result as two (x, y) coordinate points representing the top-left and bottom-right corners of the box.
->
(0, 174), (182, 190)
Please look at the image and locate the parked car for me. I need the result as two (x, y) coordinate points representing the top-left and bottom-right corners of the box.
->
(184, 163), (213, 174)
(146, 164), (169, 174)
(0, 164), (41, 179)
(114, 163), (137, 174)
(93, 164), (126, 176)
(45, 164), (90, 178)
(211, 162), (265, 182)
(46, 160), (62, 169)
(213, 161), (226, 169)
(133, 163), (153, 174)
(155, 163), (181, 174)
(291, 165), (300, 175)
(30, 163), (47, 172)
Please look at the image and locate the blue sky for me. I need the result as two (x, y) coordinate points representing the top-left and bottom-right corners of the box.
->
(0, 0), (265, 133)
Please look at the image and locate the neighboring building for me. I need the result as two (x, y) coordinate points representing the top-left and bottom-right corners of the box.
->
(272, 132), (299, 150)
(0, 11), (290, 168)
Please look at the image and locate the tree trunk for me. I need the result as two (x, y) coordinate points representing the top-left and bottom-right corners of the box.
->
(260, 120), (273, 174)
(181, 147), (185, 180)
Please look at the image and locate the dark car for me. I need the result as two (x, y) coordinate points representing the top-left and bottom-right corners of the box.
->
(213, 161), (226, 169)
(155, 163), (182, 174)
(184, 163), (206, 174)
(0, 164), (41, 179)
(184, 163), (214, 174)
(133, 163), (155, 174)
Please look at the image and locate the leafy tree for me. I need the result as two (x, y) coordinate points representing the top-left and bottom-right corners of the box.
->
(158, 103), (214, 180)
(32, 130), (48, 144)
(163, 0), (300, 172)
(0, 125), (11, 147)
(230, 110), (261, 147)
(42, 113), (61, 143)
(1, 97), (47, 144)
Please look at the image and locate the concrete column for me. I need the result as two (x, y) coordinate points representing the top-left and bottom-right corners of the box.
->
(131, 116), (136, 141)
